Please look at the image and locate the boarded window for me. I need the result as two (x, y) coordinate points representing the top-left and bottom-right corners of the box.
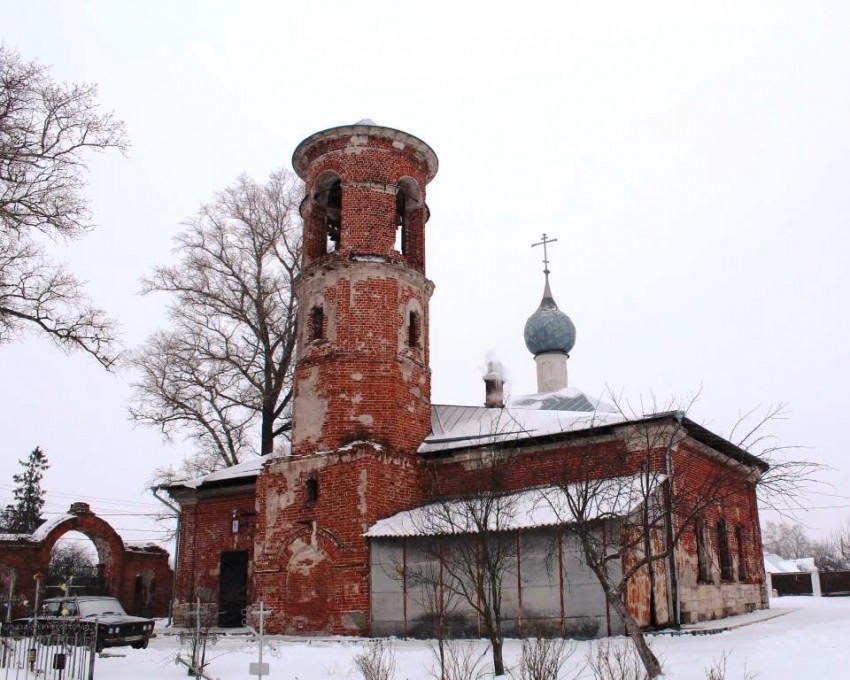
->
(311, 306), (324, 341)
(717, 519), (734, 581)
(736, 525), (747, 581)
(696, 519), (711, 582)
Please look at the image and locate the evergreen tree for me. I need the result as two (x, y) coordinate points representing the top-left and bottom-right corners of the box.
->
(1, 447), (49, 533)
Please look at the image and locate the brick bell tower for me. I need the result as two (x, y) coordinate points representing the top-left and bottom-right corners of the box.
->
(252, 122), (438, 635)
(290, 120), (438, 455)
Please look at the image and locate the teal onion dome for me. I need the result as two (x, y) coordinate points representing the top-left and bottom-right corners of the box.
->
(523, 278), (576, 356)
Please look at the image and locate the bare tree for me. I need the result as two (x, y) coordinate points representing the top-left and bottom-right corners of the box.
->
(128, 169), (301, 474)
(0, 47), (127, 367)
(545, 395), (821, 679)
(48, 540), (98, 582)
(404, 554), (460, 680)
(417, 447), (521, 678)
(829, 519), (850, 569)
(761, 522), (812, 559)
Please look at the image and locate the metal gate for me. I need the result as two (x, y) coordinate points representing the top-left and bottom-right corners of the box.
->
(771, 572), (814, 596)
(0, 622), (96, 680)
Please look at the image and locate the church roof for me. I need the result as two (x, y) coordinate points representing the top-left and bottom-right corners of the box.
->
(420, 403), (623, 455)
(365, 473), (664, 537)
(421, 404), (769, 472)
(164, 400), (766, 493)
(509, 386), (616, 413)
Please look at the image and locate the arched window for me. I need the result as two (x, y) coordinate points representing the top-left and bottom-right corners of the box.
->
(325, 179), (342, 252)
(311, 305), (324, 341)
(717, 519), (733, 581)
(394, 187), (407, 253)
(310, 173), (342, 257)
(394, 178), (422, 259)
(408, 310), (420, 348)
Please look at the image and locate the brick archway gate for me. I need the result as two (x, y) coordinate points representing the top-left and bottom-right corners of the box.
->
(0, 502), (171, 619)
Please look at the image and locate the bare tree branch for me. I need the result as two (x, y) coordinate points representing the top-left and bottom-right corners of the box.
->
(128, 169), (301, 475)
(0, 47), (127, 366)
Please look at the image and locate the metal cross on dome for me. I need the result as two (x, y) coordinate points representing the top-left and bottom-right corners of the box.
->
(531, 233), (558, 276)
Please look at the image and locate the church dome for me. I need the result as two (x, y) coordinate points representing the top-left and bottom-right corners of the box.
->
(523, 279), (576, 356)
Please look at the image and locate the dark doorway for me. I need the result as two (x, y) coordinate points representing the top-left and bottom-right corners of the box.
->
(218, 551), (249, 627)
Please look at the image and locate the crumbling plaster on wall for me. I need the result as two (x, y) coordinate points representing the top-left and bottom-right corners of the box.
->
(292, 366), (327, 447)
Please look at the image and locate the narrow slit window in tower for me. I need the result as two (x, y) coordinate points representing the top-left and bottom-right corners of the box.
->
(305, 477), (319, 504)
(408, 311), (420, 348)
(311, 305), (324, 341)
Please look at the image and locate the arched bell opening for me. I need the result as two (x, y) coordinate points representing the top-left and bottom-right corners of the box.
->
(305, 171), (343, 261)
(394, 177), (426, 269)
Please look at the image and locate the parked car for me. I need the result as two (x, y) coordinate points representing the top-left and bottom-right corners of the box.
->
(24, 596), (155, 651)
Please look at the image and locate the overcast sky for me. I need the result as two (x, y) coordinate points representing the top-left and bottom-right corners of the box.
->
(3, 1), (849, 550)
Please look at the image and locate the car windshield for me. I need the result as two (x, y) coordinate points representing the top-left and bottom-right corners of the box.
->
(77, 599), (127, 617)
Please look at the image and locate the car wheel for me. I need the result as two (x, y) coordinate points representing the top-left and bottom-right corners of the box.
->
(132, 638), (149, 650)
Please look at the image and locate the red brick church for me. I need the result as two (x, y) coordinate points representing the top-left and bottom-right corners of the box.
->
(163, 121), (768, 635)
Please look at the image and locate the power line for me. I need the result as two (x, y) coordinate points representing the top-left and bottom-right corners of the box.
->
(0, 484), (160, 509)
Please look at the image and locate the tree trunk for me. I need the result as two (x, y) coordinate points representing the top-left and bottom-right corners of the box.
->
(261, 402), (275, 455)
(491, 636), (505, 677)
(606, 591), (663, 679)
(582, 540), (664, 679)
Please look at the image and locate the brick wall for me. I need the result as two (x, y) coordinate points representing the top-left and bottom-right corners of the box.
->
(253, 444), (422, 634)
(171, 484), (257, 623)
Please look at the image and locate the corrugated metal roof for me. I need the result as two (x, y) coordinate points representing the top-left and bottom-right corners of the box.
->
(419, 404), (624, 454)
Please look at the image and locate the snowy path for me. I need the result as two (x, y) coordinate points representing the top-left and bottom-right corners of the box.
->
(90, 597), (847, 679)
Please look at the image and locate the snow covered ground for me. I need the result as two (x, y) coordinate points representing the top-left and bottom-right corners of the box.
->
(91, 597), (846, 679)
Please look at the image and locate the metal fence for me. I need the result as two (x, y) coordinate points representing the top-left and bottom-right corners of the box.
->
(771, 572), (814, 596)
(0, 622), (96, 680)
(820, 570), (850, 596)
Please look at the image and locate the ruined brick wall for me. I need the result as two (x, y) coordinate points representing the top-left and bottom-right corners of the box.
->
(0, 505), (172, 618)
(290, 123), (438, 455)
(253, 444), (421, 634)
(120, 548), (173, 617)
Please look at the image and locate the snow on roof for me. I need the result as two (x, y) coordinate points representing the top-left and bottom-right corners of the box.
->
(420, 403), (625, 454)
(125, 540), (167, 553)
(31, 514), (75, 541)
(173, 455), (271, 489)
(509, 386), (617, 413)
(763, 552), (818, 573)
(0, 533), (31, 542)
(366, 473), (664, 538)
